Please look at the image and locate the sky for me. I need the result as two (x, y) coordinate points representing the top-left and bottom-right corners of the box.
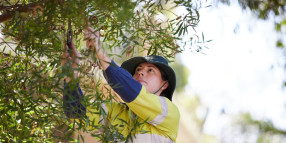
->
(178, 1), (286, 139)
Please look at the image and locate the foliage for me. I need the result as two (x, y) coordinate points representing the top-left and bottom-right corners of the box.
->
(216, 0), (286, 87)
(235, 113), (286, 142)
(217, 0), (286, 46)
(218, 0), (286, 20)
(218, 0), (286, 45)
(0, 0), (204, 142)
(215, 1), (286, 141)
(170, 56), (190, 93)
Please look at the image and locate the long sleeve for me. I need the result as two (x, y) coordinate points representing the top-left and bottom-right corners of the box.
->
(63, 81), (86, 118)
(104, 60), (142, 103)
(104, 60), (179, 141)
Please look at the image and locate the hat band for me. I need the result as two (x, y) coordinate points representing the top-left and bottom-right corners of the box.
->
(153, 81), (168, 95)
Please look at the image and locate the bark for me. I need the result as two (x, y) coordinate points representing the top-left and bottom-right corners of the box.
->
(0, 3), (38, 23)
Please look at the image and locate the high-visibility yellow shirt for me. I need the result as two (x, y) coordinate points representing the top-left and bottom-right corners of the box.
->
(64, 61), (180, 142)
(87, 86), (180, 142)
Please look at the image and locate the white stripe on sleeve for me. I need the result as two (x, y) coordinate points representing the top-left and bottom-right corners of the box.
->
(148, 96), (168, 126)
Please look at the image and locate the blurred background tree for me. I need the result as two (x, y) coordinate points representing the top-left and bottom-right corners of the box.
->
(210, 0), (286, 142)
(0, 0), (207, 142)
(221, 112), (286, 142)
(170, 56), (190, 93)
(214, 0), (286, 87)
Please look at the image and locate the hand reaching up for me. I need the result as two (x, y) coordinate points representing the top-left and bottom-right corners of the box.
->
(85, 26), (111, 70)
(61, 42), (81, 82)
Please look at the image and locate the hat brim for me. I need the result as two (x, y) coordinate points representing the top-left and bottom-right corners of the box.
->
(121, 57), (176, 101)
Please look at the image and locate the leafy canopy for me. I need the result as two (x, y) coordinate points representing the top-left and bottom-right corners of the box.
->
(0, 0), (204, 142)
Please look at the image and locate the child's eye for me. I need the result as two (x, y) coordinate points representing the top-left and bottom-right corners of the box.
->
(148, 69), (154, 72)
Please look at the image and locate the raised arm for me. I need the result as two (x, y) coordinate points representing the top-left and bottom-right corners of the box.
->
(85, 27), (111, 70)
(62, 26), (113, 119)
(83, 28), (179, 140)
(84, 26), (142, 102)
(61, 42), (86, 118)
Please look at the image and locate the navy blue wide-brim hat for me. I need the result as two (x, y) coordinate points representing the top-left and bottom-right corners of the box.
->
(121, 55), (176, 101)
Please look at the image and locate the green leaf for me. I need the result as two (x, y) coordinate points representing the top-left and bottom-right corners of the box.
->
(174, 22), (183, 35)
(147, 46), (153, 55)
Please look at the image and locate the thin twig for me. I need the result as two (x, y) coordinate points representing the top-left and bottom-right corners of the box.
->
(0, 37), (18, 57)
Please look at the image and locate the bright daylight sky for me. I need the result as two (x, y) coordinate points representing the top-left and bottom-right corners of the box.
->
(178, 1), (286, 138)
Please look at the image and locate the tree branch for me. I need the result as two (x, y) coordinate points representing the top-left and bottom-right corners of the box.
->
(0, 4), (22, 11)
(0, 3), (38, 23)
